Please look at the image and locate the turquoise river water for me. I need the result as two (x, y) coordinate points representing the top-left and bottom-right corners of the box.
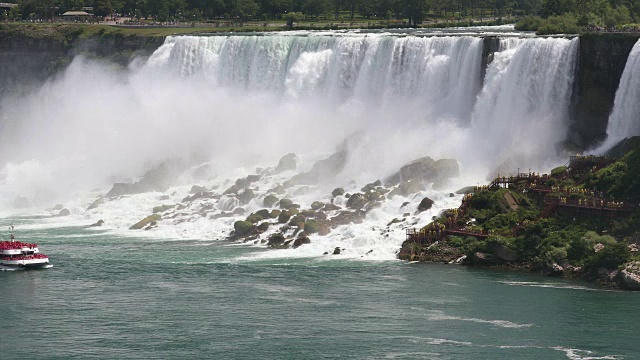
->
(1, 217), (638, 359)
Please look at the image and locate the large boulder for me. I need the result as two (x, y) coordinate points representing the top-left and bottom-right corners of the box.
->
(190, 185), (208, 194)
(620, 262), (640, 290)
(130, 214), (161, 230)
(87, 197), (104, 211)
(108, 159), (188, 198)
(293, 236), (311, 248)
(276, 153), (297, 172)
(263, 195), (279, 208)
(304, 219), (319, 234)
(289, 149), (347, 185)
(268, 233), (287, 248)
(89, 219), (104, 227)
(233, 221), (255, 237)
(58, 208), (71, 217)
(279, 198), (294, 209)
(289, 214), (306, 227)
(330, 211), (365, 227)
(278, 210), (292, 223)
(346, 193), (367, 210)
(237, 189), (255, 205)
(387, 180), (425, 198)
(332, 188), (345, 197)
(417, 197), (434, 212)
(387, 156), (459, 186)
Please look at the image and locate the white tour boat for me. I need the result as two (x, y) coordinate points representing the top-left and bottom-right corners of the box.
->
(0, 226), (50, 269)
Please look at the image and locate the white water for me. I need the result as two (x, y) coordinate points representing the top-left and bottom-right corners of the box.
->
(0, 32), (580, 260)
(602, 39), (640, 149)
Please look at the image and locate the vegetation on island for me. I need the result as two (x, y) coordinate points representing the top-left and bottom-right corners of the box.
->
(400, 137), (640, 289)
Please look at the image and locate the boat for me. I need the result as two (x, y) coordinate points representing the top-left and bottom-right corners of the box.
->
(0, 225), (50, 269)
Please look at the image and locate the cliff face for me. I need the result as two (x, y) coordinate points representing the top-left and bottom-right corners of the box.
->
(0, 32), (164, 98)
(569, 33), (640, 149)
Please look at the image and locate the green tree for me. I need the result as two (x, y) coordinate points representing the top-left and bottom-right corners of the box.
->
(284, 10), (304, 27)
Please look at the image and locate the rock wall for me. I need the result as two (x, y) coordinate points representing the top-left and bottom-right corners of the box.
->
(569, 33), (640, 149)
(0, 32), (164, 98)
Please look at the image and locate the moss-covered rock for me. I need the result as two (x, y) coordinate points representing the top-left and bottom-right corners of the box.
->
(332, 188), (345, 197)
(304, 219), (319, 233)
(130, 214), (161, 230)
(289, 214), (306, 227)
(268, 233), (287, 248)
(263, 195), (279, 208)
(279, 198), (294, 209)
(245, 213), (264, 224)
(233, 220), (255, 236)
(311, 201), (325, 210)
(153, 204), (173, 213)
(278, 210), (291, 223)
(293, 236), (311, 248)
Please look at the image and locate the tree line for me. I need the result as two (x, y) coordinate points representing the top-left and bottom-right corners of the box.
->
(3, 0), (639, 30)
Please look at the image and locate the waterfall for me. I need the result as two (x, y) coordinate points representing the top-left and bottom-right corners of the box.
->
(605, 39), (640, 145)
(468, 37), (579, 174)
(0, 32), (581, 207)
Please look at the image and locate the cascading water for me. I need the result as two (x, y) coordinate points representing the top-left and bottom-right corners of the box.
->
(0, 31), (581, 260)
(603, 39), (640, 148)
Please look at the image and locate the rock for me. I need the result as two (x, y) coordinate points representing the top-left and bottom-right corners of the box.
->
(301, 210), (317, 218)
(546, 263), (564, 277)
(106, 183), (136, 198)
(322, 204), (342, 211)
(417, 197), (435, 212)
(364, 201), (382, 212)
(289, 149), (347, 185)
(333, 247), (341, 255)
(159, 195), (170, 200)
(153, 204), (173, 213)
(130, 214), (161, 230)
(232, 207), (246, 215)
(87, 197), (104, 211)
(235, 177), (250, 189)
(330, 211), (364, 228)
(278, 210), (291, 223)
(311, 201), (325, 210)
(315, 212), (328, 220)
(346, 193), (367, 210)
(237, 189), (255, 205)
(256, 222), (270, 233)
(387, 218), (403, 226)
(270, 209), (281, 218)
(268, 233), (286, 248)
(464, 252), (501, 266)
(58, 208), (71, 217)
(268, 184), (287, 194)
(387, 156), (459, 186)
(263, 195), (279, 208)
(245, 213), (264, 224)
(223, 184), (240, 195)
(304, 219), (319, 233)
(190, 185), (208, 194)
(361, 180), (382, 192)
(620, 262), (640, 290)
(332, 188), (345, 197)
(293, 236), (311, 248)
(324, 252), (329, 255)
(289, 214), (306, 227)
(213, 212), (234, 219)
(279, 198), (294, 209)
(387, 180), (425, 198)
(246, 174), (261, 183)
(52, 204), (64, 210)
(89, 219), (104, 227)
(294, 186), (311, 196)
(233, 221), (255, 237)
(276, 153), (297, 172)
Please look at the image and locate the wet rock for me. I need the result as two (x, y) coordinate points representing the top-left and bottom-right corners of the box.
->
(304, 219), (319, 234)
(387, 157), (459, 186)
(223, 184), (240, 195)
(279, 198), (294, 209)
(332, 188), (345, 197)
(276, 153), (297, 173)
(417, 197), (434, 212)
(256, 222), (270, 233)
(263, 195), (279, 208)
(346, 193), (367, 210)
(87, 197), (104, 211)
(233, 221), (255, 237)
(268, 233), (287, 248)
(278, 210), (292, 223)
(213, 212), (235, 219)
(364, 201), (382, 212)
(89, 219), (104, 227)
(330, 211), (365, 228)
(106, 183), (136, 198)
(268, 184), (287, 194)
(333, 247), (341, 255)
(311, 201), (325, 210)
(246, 174), (261, 183)
(387, 180), (424, 198)
(237, 189), (255, 205)
(232, 207), (246, 215)
(290, 149), (347, 185)
(289, 214), (306, 227)
(546, 263), (564, 277)
(270, 209), (281, 218)
(245, 213), (264, 224)
(387, 218), (403, 226)
(130, 214), (161, 230)
(361, 180), (382, 192)
(322, 204), (342, 211)
(58, 208), (71, 217)
(293, 236), (311, 248)
(153, 204), (173, 213)
(235, 177), (250, 189)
